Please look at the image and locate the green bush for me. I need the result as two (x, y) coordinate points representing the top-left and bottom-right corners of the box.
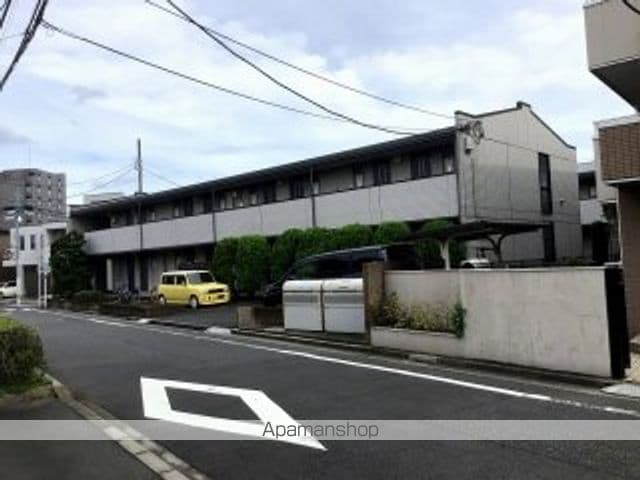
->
(50, 232), (91, 297)
(235, 235), (271, 296)
(72, 290), (103, 304)
(372, 221), (411, 245)
(296, 227), (333, 260)
(372, 294), (466, 336)
(330, 224), (373, 251)
(213, 237), (238, 288)
(416, 219), (466, 268)
(271, 228), (305, 280)
(0, 317), (45, 385)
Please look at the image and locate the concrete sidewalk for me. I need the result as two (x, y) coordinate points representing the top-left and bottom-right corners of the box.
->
(0, 396), (158, 480)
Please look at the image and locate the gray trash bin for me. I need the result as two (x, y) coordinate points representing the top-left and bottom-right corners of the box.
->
(283, 280), (324, 331)
(322, 278), (365, 333)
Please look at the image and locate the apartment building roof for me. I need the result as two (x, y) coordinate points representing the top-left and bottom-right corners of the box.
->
(70, 126), (457, 216)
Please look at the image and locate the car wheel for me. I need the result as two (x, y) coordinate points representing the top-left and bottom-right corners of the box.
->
(158, 295), (167, 306)
(189, 295), (199, 310)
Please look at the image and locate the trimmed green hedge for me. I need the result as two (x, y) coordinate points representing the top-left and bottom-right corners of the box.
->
(235, 235), (271, 296)
(330, 224), (373, 251)
(271, 228), (304, 280)
(295, 227), (333, 260)
(372, 221), (411, 245)
(213, 237), (238, 289)
(0, 317), (45, 384)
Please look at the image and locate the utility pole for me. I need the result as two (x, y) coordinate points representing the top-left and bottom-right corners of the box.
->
(136, 138), (143, 195)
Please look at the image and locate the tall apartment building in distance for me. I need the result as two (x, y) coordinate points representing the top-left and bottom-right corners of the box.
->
(584, 0), (640, 335)
(0, 169), (67, 230)
(70, 102), (582, 294)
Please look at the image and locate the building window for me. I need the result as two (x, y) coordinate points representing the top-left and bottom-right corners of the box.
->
(411, 155), (430, 179)
(201, 194), (213, 213)
(249, 189), (259, 206)
(444, 153), (455, 174)
(353, 165), (365, 188)
(373, 160), (391, 186)
(539, 153), (553, 215)
(30, 234), (36, 250)
(172, 202), (182, 218)
(290, 176), (310, 199)
(312, 179), (320, 195)
(20, 235), (25, 251)
(543, 223), (556, 263)
(216, 193), (227, 210)
(430, 152), (444, 176)
(262, 183), (277, 204)
(183, 198), (193, 217)
(144, 208), (156, 222)
(232, 191), (245, 208)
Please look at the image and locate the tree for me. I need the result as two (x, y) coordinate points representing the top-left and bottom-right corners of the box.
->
(271, 228), (304, 280)
(330, 224), (373, 250)
(416, 219), (467, 268)
(296, 227), (333, 260)
(235, 235), (270, 296)
(212, 237), (238, 289)
(372, 221), (411, 245)
(50, 232), (91, 297)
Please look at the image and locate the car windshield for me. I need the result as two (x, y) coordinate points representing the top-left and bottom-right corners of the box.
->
(187, 272), (214, 284)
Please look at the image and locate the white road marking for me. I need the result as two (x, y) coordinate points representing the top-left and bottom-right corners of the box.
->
(204, 326), (231, 335)
(25, 309), (640, 417)
(602, 383), (640, 399)
(141, 377), (325, 451)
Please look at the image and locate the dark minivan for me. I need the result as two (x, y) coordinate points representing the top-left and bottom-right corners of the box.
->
(259, 244), (419, 305)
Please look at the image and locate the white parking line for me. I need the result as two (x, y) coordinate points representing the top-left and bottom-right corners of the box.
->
(24, 309), (640, 418)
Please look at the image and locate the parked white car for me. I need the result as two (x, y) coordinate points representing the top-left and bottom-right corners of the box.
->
(460, 258), (491, 269)
(0, 281), (17, 298)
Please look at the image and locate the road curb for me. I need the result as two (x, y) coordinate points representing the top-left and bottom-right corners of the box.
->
(45, 374), (210, 480)
(233, 329), (614, 388)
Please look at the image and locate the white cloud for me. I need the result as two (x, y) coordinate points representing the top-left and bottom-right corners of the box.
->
(0, 0), (634, 199)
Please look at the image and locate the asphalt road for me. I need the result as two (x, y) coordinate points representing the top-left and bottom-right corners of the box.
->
(7, 307), (640, 479)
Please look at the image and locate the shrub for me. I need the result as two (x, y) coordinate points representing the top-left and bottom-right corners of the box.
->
(296, 227), (333, 260)
(330, 224), (373, 251)
(213, 237), (238, 288)
(0, 317), (45, 385)
(372, 221), (411, 245)
(271, 228), (305, 280)
(416, 219), (466, 268)
(72, 290), (103, 304)
(50, 232), (91, 297)
(372, 294), (466, 336)
(235, 235), (271, 296)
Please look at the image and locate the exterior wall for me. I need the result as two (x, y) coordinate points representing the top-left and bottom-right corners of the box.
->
(581, 198), (605, 225)
(599, 119), (640, 182)
(2, 223), (67, 268)
(316, 175), (458, 228)
(0, 169), (66, 230)
(618, 185), (640, 336)
(85, 225), (140, 255)
(143, 214), (214, 250)
(216, 198), (313, 240)
(378, 268), (612, 377)
(457, 104), (582, 260)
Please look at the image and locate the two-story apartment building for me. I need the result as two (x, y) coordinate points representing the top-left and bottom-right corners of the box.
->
(69, 102), (581, 293)
(584, 0), (640, 334)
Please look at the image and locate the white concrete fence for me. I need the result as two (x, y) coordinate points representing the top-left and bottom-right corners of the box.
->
(371, 268), (614, 378)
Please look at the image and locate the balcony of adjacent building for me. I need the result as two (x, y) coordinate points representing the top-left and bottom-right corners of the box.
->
(585, 0), (640, 108)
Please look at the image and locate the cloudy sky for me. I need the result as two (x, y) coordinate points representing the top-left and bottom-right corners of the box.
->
(0, 0), (634, 201)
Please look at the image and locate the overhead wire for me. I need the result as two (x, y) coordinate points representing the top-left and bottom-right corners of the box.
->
(40, 21), (434, 135)
(145, 0), (454, 121)
(164, 0), (420, 136)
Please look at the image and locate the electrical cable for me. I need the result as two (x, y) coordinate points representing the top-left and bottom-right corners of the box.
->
(145, 0), (454, 120)
(164, 0), (419, 136)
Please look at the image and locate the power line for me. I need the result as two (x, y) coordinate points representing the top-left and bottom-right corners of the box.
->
(0, 0), (12, 31)
(67, 167), (134, 199)
(67, 163), (133, 186)
(164, 0), (418, 136)
(623, 0), (640, 15)
(0, 0), (48, 91)
(146, 0), (454, 121)
(41, 21), (430, 135)
(145, 167), (182, 187)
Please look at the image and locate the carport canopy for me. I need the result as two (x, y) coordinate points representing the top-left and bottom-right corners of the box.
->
(404, 220), (547, 270)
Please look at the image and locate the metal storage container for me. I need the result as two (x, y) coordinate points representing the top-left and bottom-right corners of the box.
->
(322, 278), (365, 333)
(282, 280), (324, 331)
